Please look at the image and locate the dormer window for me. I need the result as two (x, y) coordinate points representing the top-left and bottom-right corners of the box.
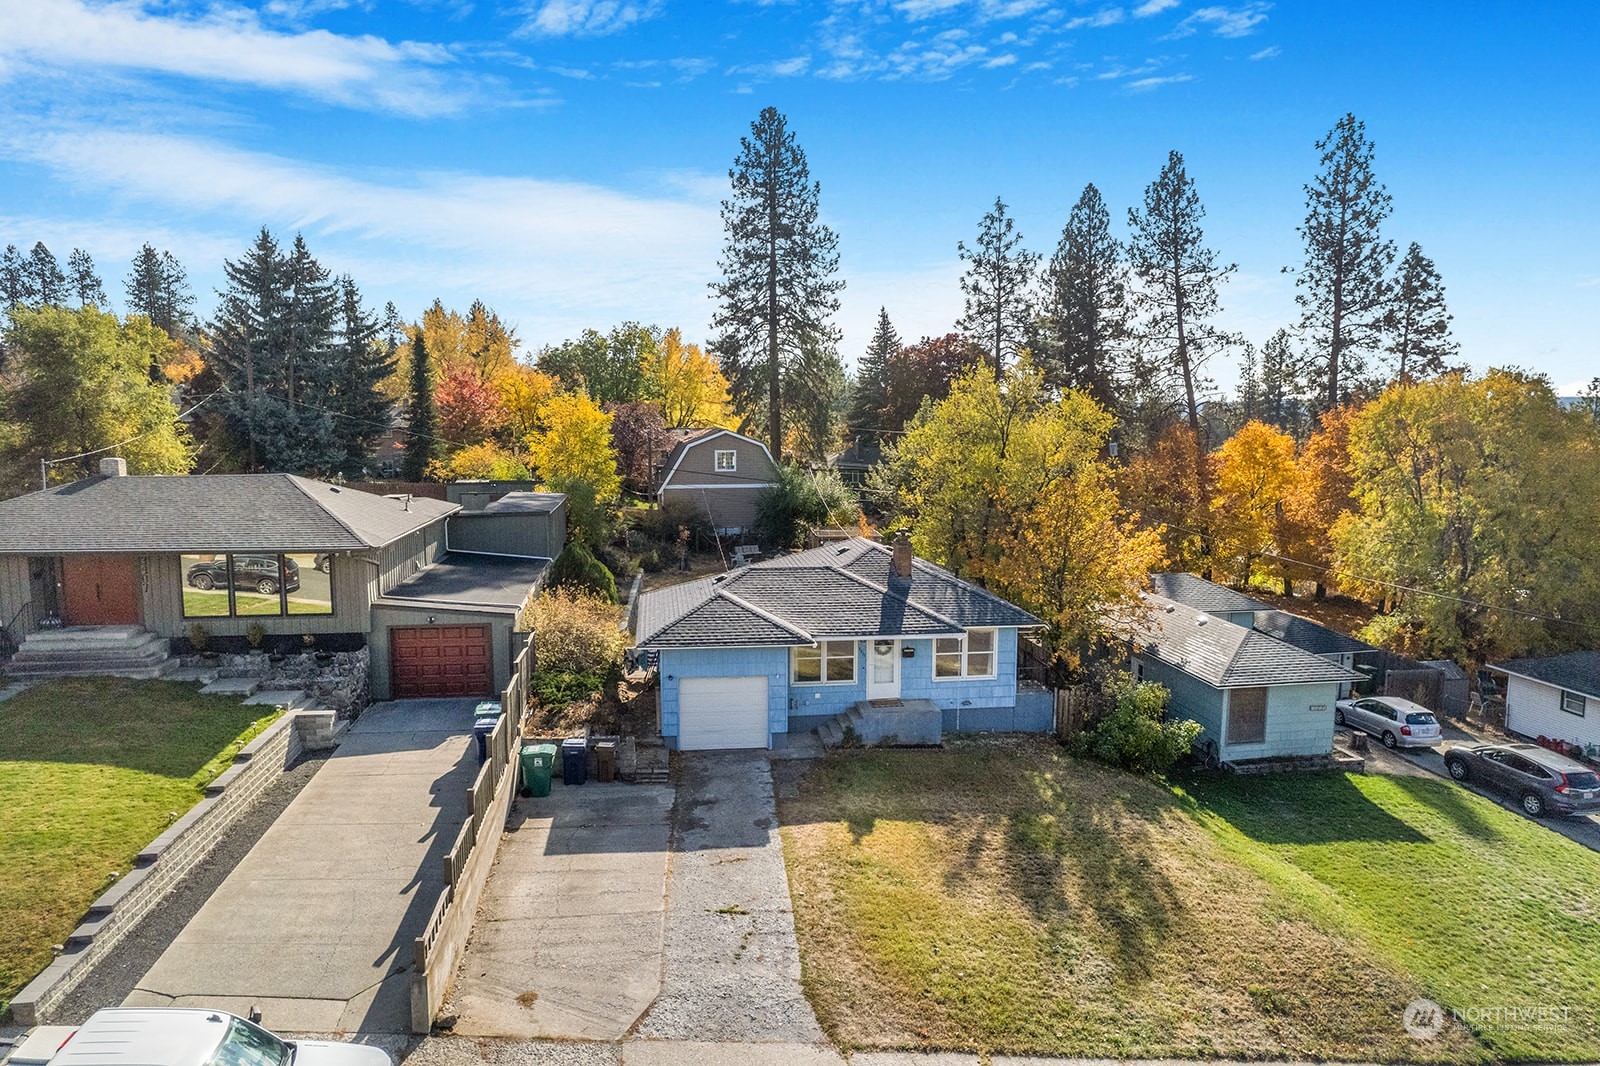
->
(714, 450), (737, 472)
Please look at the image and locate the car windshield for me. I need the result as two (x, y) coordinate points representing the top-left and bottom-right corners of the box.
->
(1405, 713), (1437, 725)
(1565, 771), (1600, 790)
(207, 1019), (289, 1066)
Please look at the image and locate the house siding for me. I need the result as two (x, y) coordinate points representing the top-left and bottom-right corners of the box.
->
(378, 522), (445, 594)
(1504, 675), (1599, 749)
(665, 435), (778, 486)
(657, 646), (791, 749)
(0, 555), (32, 634)
(659, 485), (767, 535)
(447, 506), (566, 560)
(1223, 682), (1338, 760)
(1133, 654), (1226, 751)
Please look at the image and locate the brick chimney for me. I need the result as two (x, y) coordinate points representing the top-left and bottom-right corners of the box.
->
(99, 457), (128, 477)
(891, 531), (913, 580)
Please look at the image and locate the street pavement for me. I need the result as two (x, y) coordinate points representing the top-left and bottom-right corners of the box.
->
(123, 699), (481, 1034)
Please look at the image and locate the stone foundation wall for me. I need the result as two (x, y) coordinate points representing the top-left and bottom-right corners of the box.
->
(177, 647), (371, 718)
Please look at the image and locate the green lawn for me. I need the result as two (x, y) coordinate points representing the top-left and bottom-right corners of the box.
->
(779, 738), (1600, 1062)
(0, 679), (278, 1014)
(182, 589), (333, 617)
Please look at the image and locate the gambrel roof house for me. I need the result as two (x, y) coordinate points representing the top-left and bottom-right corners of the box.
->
(0, 460), (562, 701)
(655, 428), (780, 535)
(635, 536), (1047, 750)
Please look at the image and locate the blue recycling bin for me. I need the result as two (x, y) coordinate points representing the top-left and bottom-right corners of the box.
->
(472, 702), (504, 765)
(561, 736), (588, 785)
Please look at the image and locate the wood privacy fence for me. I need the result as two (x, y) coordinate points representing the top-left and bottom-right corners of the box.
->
(410, 638), (533, 1033)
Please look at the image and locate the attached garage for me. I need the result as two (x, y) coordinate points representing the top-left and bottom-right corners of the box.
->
(678, 676), (771, 750)
(390, 624), (493, 699)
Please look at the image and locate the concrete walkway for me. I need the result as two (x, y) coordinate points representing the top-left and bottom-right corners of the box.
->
(634, 751), (824, 1043)
(124, 699), (481, 1035)
(444, 781), (674, 1040)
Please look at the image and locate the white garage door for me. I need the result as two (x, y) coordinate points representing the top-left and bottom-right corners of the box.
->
(679, 676), (770, 750)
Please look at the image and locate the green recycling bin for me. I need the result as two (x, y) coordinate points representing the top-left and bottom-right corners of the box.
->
(520, 742), (558, 798)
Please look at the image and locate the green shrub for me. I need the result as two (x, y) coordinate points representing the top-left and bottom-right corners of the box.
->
(548, 541), (619, 603)
(531, 670), (605, 707)
(520, 588), (627, 678)
(754, 463), (859, 549)
(1071, 672), (1201, 776)
(640, 548), (668, 573)
(634, 498), (717, 551)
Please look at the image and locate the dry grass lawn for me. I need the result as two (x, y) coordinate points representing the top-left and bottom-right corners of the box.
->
(779, 736), (1581, 1062)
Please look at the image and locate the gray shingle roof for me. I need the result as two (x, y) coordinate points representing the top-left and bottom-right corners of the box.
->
(1148, 573), (1273, 614)
(1491, 651), (1600, 700)
(634, 537), (1043, 649)
(1251, 610), (1375, 656)
(0, 473), (456, 553)
(1132, 595), (1362, 688)
(376, 552), (548, 612)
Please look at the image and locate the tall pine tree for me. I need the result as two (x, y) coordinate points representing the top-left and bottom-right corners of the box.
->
(1292, 113), (1395, 409)
(326, 276), (396, 474)
(1384, 241), (1457, 384)
(711, 106), (843, 458)
(402, 328), (440, 480)
(27, 243), (67, 306)
(1259, 328), (1307, 434)
(67, 249), (107, 308)
(1042, 183), (1128, 406)
(125, 243), (196, 339)
(845, 307), (900, 445)
(957, 197), (1038, 381)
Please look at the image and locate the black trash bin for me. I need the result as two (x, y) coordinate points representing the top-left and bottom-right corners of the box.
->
(561, 737), (588, 785)
(472, 714), (501, 765)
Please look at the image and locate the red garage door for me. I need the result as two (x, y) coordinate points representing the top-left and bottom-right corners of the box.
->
(390, 624), (493, 699)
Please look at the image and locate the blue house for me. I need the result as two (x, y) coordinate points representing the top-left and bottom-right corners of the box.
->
(633, 536), (1048, 750)
(1128, 593), (1363, 768)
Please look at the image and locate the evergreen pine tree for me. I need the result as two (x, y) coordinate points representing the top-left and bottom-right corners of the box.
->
(327, 276), (396, 474)
(1, 244), (34, 308)
(711, 106), (844, 458)
(281, 234), (341, 467)
(28, 243), (67, 306)
(1259, 328), (1308, 435)
(1236, 342), (1261, 423)
(1292, 113), (1395, 408)
(1042, 183), (1129, 405)
(67, 248), (107, 308)
(957, 197), (1039, 381)
(125, 243), (196, 339)
(845, 307), (900, 444)
(1384, 241), (1458, 384)
(210, 229), (288, 471)
(1126, 150), (1235, 435)
(402, 329), (440, 480)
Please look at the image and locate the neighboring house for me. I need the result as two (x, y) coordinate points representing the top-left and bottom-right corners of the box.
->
(656, 428), (780, 536)
(1150, 572), (1375, 696)
(1489, 651), (1600, 753)
(827, 438), (883, 489)
(1127, 594), (1362, 767)
(633, 535), (1047, 750)
(0, 459), (560, 701)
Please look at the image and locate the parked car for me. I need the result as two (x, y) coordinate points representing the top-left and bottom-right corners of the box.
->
(47, 1008), (390, 1066)
(1334, 695), (1443, 749)
(187, 554), (300, 595)
(1443, 742), (1600, 818)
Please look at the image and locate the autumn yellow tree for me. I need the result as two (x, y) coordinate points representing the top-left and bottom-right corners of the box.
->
(647, 328), (736, 428)
(430, 442), (531, 481)
(526, 392), (622, 548)
(1211, 420), (1301, 589)
(1118, 423), (1213, 575)
(385, 299), (519, 402)
(495, 364), (560, 443)
(1282, 404), (1359, 596)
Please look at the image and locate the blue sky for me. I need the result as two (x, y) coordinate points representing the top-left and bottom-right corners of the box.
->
(0, 0), (1595, 394)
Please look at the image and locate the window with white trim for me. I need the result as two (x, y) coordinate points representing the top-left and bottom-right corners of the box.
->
(1561, 690), (1587, 716)
(793, 640), (856, 684)
(933, 629), (997, 679)
(714, 449), (737, 472)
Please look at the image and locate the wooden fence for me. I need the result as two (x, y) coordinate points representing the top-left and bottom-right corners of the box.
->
(409, 639), (533, 1033)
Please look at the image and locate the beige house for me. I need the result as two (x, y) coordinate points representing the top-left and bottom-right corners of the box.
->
(656, 428), (781, 536)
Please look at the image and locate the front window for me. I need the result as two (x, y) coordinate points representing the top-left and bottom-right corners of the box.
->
(182, 553), (332, 619)
(934, 629), (997, 679)
(714, 449), (737, 472)
(793, 640), (855, 684)
(1561, 690), (1587, 716)
(208, 1018), (288, 1066)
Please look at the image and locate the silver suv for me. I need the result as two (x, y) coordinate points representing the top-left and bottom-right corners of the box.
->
(1443, 742), (1600, 818)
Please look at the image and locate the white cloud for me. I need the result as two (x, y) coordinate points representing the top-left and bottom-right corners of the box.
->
(1249, 44), (1280, 59)
(1126, 72), (1192, 90)
(0, 0), (463, 115)
(983, 53), (1018, 68)
(1168, 2), (1271, 39)
(519, 0), (662, 37)
(728, 55), (812, 78)
(1133, 0), (1179, 15)
(1, 126), (724, 344)
(1065, 8), (1125, 29)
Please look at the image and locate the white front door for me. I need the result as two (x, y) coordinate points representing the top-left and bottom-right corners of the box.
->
(866, 639), (901, 701)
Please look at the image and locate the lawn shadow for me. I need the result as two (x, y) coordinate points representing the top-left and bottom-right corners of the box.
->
(1180, 771), (1431, 846)
(1383, 773), (1504, 842)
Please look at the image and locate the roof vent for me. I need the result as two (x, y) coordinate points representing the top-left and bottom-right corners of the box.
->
(1164, 604), (1176, 614)
(1195, 616), (1208, 626)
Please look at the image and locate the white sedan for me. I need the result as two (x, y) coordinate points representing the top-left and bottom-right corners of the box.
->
(1335, 695), (1443, 749)
(46, 1008), (390, 1066)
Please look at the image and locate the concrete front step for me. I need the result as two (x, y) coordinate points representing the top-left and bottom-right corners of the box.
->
(16, 627), (166, 654)
(200, 677), (260, 698)
(5, 660), (176, 681)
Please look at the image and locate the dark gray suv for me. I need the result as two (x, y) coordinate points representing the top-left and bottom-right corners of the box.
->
(1444, 742), (1600, 818)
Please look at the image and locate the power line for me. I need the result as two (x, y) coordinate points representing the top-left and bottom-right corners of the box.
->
(40, 391), (220, 490)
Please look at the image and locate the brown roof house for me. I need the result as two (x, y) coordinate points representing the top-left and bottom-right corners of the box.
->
(655, 428), (781, 536)
(0, 459), (563, 702)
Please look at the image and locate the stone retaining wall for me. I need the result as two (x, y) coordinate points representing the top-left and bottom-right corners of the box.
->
(8, 710), (342, 1026)
(177, 648), (371, 718)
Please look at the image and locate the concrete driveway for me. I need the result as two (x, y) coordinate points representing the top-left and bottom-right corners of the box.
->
(1354, 723), (1600, 852)
(124, 699), (480, 1034)
(444, 780), (673, 1040)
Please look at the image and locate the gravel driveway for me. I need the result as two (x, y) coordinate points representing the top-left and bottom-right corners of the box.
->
(633, 751), (825, 1043)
